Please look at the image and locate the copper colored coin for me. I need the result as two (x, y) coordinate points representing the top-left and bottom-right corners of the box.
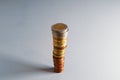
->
(53, 56), (64, 59)
(53, 57), (64, 61)
(54, 59), (64, 63)
(54, 67), (64, 73)
(54, 62), (64, 67)
(54, 60), (64, 64)
(54, 63), (64, 68)
(54, 61), (64, 66)
(54, 61), (64, 64)
(54, 60), (64, 69)
(54, 61), (64, 65)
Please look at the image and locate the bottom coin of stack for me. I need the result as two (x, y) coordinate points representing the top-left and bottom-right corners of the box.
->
(53, 56), (64, 73)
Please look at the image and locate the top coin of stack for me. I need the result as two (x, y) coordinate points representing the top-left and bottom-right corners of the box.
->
(51, 23), (68, 38)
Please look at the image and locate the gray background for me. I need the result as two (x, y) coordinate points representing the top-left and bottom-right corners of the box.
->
(0, 0), (120, 80)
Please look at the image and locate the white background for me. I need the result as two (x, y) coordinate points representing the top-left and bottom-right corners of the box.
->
(0, 0), (120, 80)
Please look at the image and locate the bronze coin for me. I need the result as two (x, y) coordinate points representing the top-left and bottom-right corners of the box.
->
(54, 67), (64, 73)
(53, 56), (64, 60)
(53, 58), (64, 63)
(54, 61), (64, 65)
(53, 36), (67, 41)
(54, 45), (67, 50)
(53, 56), (65, 59)
(54, 63), (64, 68)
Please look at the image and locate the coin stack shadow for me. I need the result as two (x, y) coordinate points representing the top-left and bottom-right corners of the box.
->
(51, 23), (68, 73)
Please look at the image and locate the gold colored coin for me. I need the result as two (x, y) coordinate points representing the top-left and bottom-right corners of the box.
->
(53, 36), (66, 41)
(54, 46), (67, 50)
(53, 54), (64, 58)
(53, 49), (65, 55)
(53, 38), (67, 41)
(53, 54), (64, 57)
(53, 52), (65, 56)
(53, 40), (67, 47)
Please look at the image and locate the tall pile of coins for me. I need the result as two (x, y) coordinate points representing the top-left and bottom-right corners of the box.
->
(51, 23), (69, 73)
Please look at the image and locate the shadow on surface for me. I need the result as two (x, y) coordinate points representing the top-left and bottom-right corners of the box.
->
(0, 53), (54, 78)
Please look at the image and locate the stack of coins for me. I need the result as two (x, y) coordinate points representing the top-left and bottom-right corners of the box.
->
(51, 23), (69, 73)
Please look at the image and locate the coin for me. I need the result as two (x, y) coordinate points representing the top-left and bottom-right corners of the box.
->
(53, 39), (67, 47)
(53, 51), (65, 56)
(54, 67), (64, 73)
(51, 23), (68, 38)
(54, 45), (67, 50)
